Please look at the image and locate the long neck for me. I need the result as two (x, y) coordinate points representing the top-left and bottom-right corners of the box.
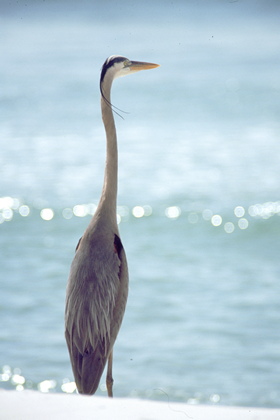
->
(97, 76), (118, 225)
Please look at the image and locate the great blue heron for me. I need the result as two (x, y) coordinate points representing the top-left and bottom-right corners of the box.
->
(65, 55), (159, 397)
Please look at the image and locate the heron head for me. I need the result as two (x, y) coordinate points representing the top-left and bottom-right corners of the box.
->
(100, 55), (159, 83)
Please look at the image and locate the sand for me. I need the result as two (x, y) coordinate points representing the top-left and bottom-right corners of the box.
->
(1, 390), (279, 420)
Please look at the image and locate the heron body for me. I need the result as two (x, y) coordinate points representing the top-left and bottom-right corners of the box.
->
(65, 56), (159, 397)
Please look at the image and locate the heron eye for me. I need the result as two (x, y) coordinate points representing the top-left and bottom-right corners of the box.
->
(123, 60), (131, 68)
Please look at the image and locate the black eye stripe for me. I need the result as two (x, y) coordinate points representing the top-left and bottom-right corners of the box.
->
(99, 56), (128, 118)
(100, 56), (127, 83)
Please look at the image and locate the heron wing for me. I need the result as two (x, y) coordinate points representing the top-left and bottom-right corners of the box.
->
(65, 232), (128, 394)
(110, 234), (129, 345)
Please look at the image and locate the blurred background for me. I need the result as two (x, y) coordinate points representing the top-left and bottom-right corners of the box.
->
(1, 0), (280, 408)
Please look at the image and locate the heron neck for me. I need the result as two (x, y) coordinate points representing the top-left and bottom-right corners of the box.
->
(98, 78), (118, 225)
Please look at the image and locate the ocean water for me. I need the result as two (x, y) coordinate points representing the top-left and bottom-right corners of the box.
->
(1, 0), (280, 408)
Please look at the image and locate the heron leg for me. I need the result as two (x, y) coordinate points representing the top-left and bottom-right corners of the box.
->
(106, 349), (114, 398)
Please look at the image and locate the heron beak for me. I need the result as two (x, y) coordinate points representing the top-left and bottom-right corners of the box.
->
(129, 60), (160, 72)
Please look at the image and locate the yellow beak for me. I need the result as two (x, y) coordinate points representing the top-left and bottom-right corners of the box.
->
(129, 60), (160, 71)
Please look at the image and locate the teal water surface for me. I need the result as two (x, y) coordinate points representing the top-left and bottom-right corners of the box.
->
(1, 0), (280, 408)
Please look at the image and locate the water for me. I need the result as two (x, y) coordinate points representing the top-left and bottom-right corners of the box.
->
(1, 0), (280, 408)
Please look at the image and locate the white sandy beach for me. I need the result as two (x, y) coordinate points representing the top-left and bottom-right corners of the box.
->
(0, 391), (279, 420)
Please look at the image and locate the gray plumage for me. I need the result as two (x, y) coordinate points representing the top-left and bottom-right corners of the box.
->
(65, 55), (159, 397)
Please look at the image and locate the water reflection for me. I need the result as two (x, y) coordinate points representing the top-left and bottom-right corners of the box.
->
(0, 364), (225, 403)
(234, 206), (245, 218)
(165, 206), (181, 219)
(224, 222), (235, 234)
(0, 195), (279, 234)
(19, 205), (30, 217)
(40, 208), (54, 221)
(238, 218), (249, 230)
(211, 214), (222, 227)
